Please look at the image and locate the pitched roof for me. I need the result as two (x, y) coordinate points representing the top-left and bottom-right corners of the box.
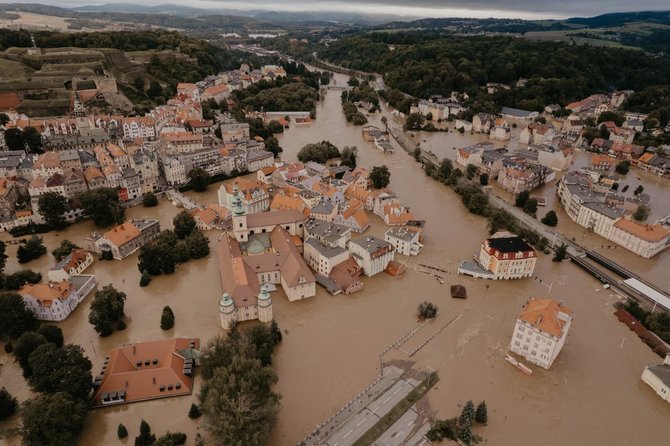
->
(20, 281), (72, 307)
(91, 338), (199, 407)
(102, 221), (141, 247)
(613, 219), (670, 243)
(33, 152), (61, 170)
(517, 298), (573, 338)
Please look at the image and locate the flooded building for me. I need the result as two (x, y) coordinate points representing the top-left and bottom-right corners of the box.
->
(47, 249), (94, 282)
(86, 219), (160, 260)
(509, 298), (573, 369)
(19, 275), (97, 321)
(349, 236), (395, 277)
(641, 355), (670, 404)
(385, 226), (423, 256)
(476, 232), (536, 280)
(91, 338), (199, 407)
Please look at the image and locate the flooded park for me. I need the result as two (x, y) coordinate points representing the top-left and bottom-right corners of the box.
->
(1, 70), (669, 446)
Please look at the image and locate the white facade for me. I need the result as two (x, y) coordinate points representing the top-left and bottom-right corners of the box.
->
(304, 239), (349, 275)
(20, 275), (97, 322)
(509, 299), (573, 369)
(384, 227), (423, 256)
(641, 355), (670, 404)
(349, 236), (395, 277)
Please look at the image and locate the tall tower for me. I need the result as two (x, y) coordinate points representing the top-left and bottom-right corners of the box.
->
(257, 284), (273, 323)
(219, 293), (236, 330)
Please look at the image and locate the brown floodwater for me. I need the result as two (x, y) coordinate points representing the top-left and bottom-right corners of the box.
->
(1, 70), (669, 446)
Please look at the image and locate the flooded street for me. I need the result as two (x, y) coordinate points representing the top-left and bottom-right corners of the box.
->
(1, 69), (669, 446)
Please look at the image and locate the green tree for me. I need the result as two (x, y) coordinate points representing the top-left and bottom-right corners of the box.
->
(479, 173), (489, 185)
(465, 164), (478, 180)
(0, 387), (17, 421)
(412, 147), (422, 162)
(553, 243), (568, 262)
(515, 190), (530, 207)
(418, 301), (438, 320)
(633, 204), (650, 222)
(267, 120), (284, 134)
(0, 292), (39, 338)
(161, 305), (175, 330)
(143, 192), (158, 207)
(200, 355), (280, 446)
(79, 188), (125, 227)
(174, 241), (190, 263)
(140, 270), (152, 287)
(135, 419), (156, 446)
(270, 320), (283, 345)
(187, 167), (211, 192)
(0, 112), (9, 126)
(154, 432), (187, 446)
(475, 401), (488, 424)
(634, 185), (645, 195)
(615, 160), (631, 175)
(21, 392), (87, 446)
(523, 198), (538, 216)
(13, 332), (48, 377)
(38, 192), (68, 229)
(457, 421), (473, 446)
(147, 81), (163, 99)
(22, 127), (44, 154)
(51, 239), (78, 261)
(370, 165), (391, 189)
(138, 242), (176, 276)
(541, 210), (558, 226)
(424, 160), (436, 177)
(37, 324), (63, 348)
(188, 403), (202, 419)
(4, 270), (42, 290)
(4, 128), (25, 151)
(173, 211), (197, 239)
(28, 343), (92, 401)
(265, 136), (282, 157)
(118, 423), (128, 439)
(460, 400), (475, 426)
(438, 158), (453, 181)
(88, 285), (126, 337)
(17, 236), (47, 264)
(297, 141), (341, 164)
(404, 112), (425, 131)
(186, 229), (210, 259)
(340, 146), (358, 169)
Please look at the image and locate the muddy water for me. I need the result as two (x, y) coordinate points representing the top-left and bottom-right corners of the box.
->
(0, 69), (669, 446)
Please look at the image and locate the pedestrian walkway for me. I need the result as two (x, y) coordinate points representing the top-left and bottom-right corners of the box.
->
(165, 189), (202, 211)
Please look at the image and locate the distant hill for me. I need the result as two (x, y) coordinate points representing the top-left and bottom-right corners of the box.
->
(567, 10), (670, 27)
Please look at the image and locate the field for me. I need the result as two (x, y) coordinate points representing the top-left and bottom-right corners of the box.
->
(521, 30), (642, 50)
(0, 58), (34, 81)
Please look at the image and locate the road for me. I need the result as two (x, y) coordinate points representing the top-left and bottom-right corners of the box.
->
(323, 378), (417, 446)
(372, 406), (418, 446)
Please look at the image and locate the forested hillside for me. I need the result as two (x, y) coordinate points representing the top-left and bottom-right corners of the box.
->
(319, 33), (670, 112)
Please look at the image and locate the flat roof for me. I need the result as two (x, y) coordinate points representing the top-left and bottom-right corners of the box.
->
(623, 278), (670, 312)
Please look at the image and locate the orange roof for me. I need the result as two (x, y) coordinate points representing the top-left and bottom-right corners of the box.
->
(203, 84), (229, 95)
(91, 338), (199, 407)
(518, 298), (573, 338)
(176, 83), (197, 90)
(270, 195), (305, 212)
(107, 144), (127, 158)
(162, 131), (202, 142)
(260, 166), (276, 176)
(103, 221), (141, 247)
(29, 176), (46, 189)
(383, 203), (414, 226)
(84, 166), (104, 182)
(20, 281), (72, 307)
(344, 184), (370, 203)
(613, 219), (670, 243)
(59, 249), (91, 274)
(591, 154), (615, 166)
(638, 152), (655, 164)
(33, 152), (61, 170)
(0, 178), (15, 196)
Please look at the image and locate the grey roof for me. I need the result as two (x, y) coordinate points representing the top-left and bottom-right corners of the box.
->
(385, 227), (419, 242)
(350, 236), (391, 253)
(59, 149), (80, 161)
(647, 364), (670, 387)
(305, 219), (350, 238)
(583, 202), (626, 220)
(0, 153), (24, 168)
(501, 107), (534, 118)
(311, 200), (335, 215)
(305, 238), (346, 259)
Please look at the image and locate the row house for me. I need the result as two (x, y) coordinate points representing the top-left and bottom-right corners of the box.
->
(519, 123), (555, 145)
(219, 179), (270, 215)
(122, 117), (156, 140)
(497, 160), (555, 194)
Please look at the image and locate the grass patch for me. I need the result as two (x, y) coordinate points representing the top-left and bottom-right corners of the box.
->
(352, 372), (439, 446)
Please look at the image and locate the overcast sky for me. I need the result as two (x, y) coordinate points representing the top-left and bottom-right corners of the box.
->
(7, 0), (670, 19)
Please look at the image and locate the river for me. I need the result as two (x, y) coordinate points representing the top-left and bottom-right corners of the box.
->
(1, 70), (669, 446)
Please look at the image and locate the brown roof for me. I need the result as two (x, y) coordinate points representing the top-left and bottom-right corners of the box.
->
(270, 195), (305, 213)
(33, 152), (61, 170)
(518, 298), (573, 338)
(84, 166), (104, 182)
(0, 178), (15, 196)
(91, 338), (198, 407)
(59, 249), (91, 274)
(103, 221), (141, 247)
(613, 219), (670, 243)
(217, 235), (260, 308)
(244, 209), (307, 229)
(20, 281), (72, 307)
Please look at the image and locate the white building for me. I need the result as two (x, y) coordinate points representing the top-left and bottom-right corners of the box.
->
(641, 355), (670, 404)
(384, 226), (423, 256)
(509, 298), (573, 369)
(19, 275), (97, 321)
(47, 249), (94, 282)
(477, 232), (536, 280)
(609, 218), (670, 259)
(304, 239), (349, 275)
(349, 236), (395, 277)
